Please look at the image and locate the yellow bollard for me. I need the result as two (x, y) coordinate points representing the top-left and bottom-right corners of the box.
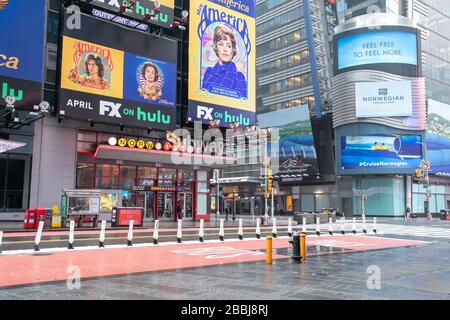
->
(266, 236), (272, 264)
(300, 233), (306, 262)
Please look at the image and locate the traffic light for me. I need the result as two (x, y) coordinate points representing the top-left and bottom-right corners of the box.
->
(415, 169), (423, 178)
(267, 169), (273, 192)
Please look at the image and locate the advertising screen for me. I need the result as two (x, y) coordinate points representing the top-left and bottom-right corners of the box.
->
(258, 105), (319, 183)
(0, 0), (46, 110)
(59, 12), (177, 130)
(355, 81), (413, 118)
(341, 134), (422, 170)
(426, 99), (450, 175)
(81, 0), (175, 29)
(188, 0), (256, 127)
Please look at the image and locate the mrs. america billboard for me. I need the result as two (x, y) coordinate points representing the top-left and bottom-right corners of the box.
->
(188, 0), (256, 127)
(58, 11), (177, 130)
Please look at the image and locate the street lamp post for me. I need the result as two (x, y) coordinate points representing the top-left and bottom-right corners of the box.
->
(416, 142), (432, 220)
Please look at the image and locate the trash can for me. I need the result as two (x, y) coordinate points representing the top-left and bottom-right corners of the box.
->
(289, 231), (301, 262)
(51, 206), (61, 228)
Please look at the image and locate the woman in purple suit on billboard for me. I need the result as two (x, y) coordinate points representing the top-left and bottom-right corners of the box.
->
(202, 25), (247, 99)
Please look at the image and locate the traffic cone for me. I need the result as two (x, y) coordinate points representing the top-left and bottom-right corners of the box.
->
(302, 217), (307, 233)
(219, 219), (224, 241)
(256, 218), (261, 239)
(68, 220), (75, 250)
(127, 220), (134, 246)
(328, 217), (333, 235)
(340, 217), (345, 235)
(287, 218), (293, 237)
(177, 219), (182, 243)
(153, 220), (159, 245)
(98, 220), (106, 248)
(373, 217), (377, 234)
(315, 217), (320, 236)
(199, 219), (204, 242)
(238, 219), (243, 240)
(352, 218), (357, 234)
(272, 218), (277, 238)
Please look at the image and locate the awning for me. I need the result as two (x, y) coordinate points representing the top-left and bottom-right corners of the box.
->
(94, 145), (236, 168)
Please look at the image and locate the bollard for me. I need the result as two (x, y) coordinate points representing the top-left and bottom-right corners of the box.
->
(0, 230), (3, 254)
(362, 216), (367, 234)
(373, 217), (377, 233)
(34, 220), (44, 251)
(199, 219), (204, 242)
(219, 219), (224, 241)
(99, 220), (106, 247)
(153, 220), (159, 245)
(315, 217), (320, 236)
(340, 217), (345, 235)
(68, 220), (75, 250)
(272, 218), (277, 238)
(300, 233), (306, 262)
(328, 217), (333, 236)
(238, 219), (243, 240)
(255, 218), (261, 239)
(266, 236), (272, 264)
(290, 232), (301, 262)
(352, 218), (356, 234)
(127, 220), (134, 246)
(287, 218), (293, 237)
(177, 219), (182, 243)
(302, 217), (307, 233)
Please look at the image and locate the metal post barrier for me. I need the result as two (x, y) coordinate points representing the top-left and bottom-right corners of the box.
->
(266, 236), (272, 264)
(238, 219), (243, 240)
(177, 219), (182, 244)
(315, 217), (320, 236)
(362, 216), (367, 234)
(352, 218), (357, 235)
(68, 220), (75, 249)
(328, 217), (333, 236)
(340, 217), (345, 235)
(127, 220), (134, 246)
(199, 219), (204, 242)
(255, 218), (261, 239)
(99, 220), (106, 247)
(300, 233), (306, 262)
(272, 218), (277, 238)
(153, 220), (159, 245)
(287, 218), (292, 237)
(302, 217), (307, 233)
(0, 231), (3, 253)
(34, 220), (44, 251)
(219, 219), (224, 241)
(373, 217), (377, 234)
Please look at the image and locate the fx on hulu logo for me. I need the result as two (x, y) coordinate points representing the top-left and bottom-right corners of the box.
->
(99, 100), (171, 124)
(1, 82), (23, 102)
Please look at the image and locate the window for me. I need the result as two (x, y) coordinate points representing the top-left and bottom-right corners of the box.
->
(119, 166), (136, 189)
(96, 164), (119, 189)
(76, 163), (95, 189)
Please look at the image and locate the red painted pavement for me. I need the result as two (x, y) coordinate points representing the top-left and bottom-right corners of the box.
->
(0, 235), (429, 287)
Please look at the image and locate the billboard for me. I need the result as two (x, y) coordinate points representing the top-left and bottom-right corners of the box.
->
(334, 27), (419, 77)
(188, 0), (256, 127)
(426, 99), (450, 175)
(0, 0), (46, 110)
(341, 134), (422, 170)
(82, 0), (175, 29)
(355, 81), (413, 118)
(258, 105), (319, 184)
(58, 12), (177, 130)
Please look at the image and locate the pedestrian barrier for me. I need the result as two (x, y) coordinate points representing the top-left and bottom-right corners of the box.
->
(68, 220), (75, 250)
(238, 219), (243, 240)
(373, 217), (377, 233)
(362, 216), (367, 234)
(34, 220), (44, 251)
(177, 219), (182, 244)
(219, 219), (224, 241)
(153, 220), (159, 245)
(127, 220), (134, 246)
(352, 218), (357, 234)
(302, 217), (307, 233)
(272, 218), (277, 238)
(300, 233), (306, 262)
(199, 219), (204, 242)
(287, 218), (292, 237)
(266, 236), (272, 264)
(255, 218), (261, 239)
(99, 220), (106, 247)
(340, 217), (345, 235)
(315, 217), (321, 236)
(328, 217), (333, 236)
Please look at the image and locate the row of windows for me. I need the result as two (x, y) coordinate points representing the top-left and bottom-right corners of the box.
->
(257, 73), (312, 97)
(257, 50), (309, 77)
(257, 29), (306, 57)
(258, 96), (315, 114)
(256, 7), (304, 36)
(256, 0), (295, 16)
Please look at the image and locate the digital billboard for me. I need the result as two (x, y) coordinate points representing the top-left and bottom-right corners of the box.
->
(188, 0), (256, 127)
(258, 105), (319, 183)
(0, 0), (46, 110)
(334, 27), (419, 77)
(81, 0), (175, 29)
(426, 99), (450, 175)
(355, 81), (413, 118)
(341, 134), (422, 170)
(58, 12), (177, 130)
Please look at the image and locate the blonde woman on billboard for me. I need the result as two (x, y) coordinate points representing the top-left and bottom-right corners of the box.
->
(138, 62), (163, 101)
(202, 25), (247, 99)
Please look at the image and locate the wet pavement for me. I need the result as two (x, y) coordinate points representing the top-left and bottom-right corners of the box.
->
(0, 218), (449, 300)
